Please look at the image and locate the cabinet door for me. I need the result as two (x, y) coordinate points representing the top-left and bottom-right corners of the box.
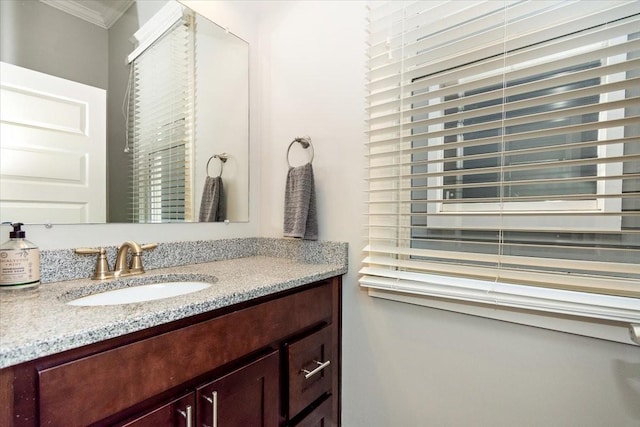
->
(117, 393), (195, 427)
(197, 351), (279, 427)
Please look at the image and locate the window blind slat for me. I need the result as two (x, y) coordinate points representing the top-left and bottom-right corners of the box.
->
(369, 16), (640, 100)
(128, 13), (194, 223)
(370, 86), (639, 139)
(365, 0), (640, 301)
(368, 116), (639, 147)
(370, 2), (640, 82)
(368, 136), (635, 162)
(367, 172), (640, 195)
(368, 153), (640, 177)
(363, 245), (640, 277)
(369, 62), (640, 128)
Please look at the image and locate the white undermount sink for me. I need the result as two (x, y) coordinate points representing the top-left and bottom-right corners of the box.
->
(67, 281), (212, 306)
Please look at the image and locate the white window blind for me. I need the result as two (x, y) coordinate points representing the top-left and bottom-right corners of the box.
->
(362, 1), (640, 316)
(128, 12), (195, 223)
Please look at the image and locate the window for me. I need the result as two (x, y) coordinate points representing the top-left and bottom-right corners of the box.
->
(362, 1), (640, 325)
(126, 5), (195, 223)
(437, 61), (601, 212)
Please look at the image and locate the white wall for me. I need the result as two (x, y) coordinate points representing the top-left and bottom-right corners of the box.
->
(256, 1), (366, 242)
(255, 1), (640, 426)
(193, 14), (249, 222)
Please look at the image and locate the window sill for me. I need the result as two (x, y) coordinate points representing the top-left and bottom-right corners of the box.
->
(359, 275), (640, 346)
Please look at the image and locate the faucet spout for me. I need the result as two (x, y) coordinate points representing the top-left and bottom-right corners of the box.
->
(76, 241), (157, 280)
(114, 241), (144, 276)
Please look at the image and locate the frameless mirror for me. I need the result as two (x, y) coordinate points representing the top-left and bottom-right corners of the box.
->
(0, 0), (249, 224)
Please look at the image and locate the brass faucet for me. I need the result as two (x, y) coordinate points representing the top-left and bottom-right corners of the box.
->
(75, 241), (158, 280)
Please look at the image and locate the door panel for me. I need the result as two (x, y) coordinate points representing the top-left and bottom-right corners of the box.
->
(0, 61), (106, 223)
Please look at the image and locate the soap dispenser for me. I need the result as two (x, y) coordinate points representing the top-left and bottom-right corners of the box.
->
(0, 222), (40, 289)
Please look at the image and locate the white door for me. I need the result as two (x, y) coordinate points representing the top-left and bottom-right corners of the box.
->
(0, 61), (106, 224)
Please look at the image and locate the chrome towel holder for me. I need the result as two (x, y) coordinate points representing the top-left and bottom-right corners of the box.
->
(286, 136), (314, 168)
(206, 153), (228, 177)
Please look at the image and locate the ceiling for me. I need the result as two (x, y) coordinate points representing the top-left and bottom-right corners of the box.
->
(40, 0), (134, 29)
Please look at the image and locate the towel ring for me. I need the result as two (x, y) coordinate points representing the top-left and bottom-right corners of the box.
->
(206, 153), (228, 177)
(286, 136), (314, 168)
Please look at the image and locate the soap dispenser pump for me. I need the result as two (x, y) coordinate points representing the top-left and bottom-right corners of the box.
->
(0, 222), (40, 289)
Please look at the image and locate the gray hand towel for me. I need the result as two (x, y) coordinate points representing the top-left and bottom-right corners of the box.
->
(284, 162), (318, 240)
(199, 176), (226, 222)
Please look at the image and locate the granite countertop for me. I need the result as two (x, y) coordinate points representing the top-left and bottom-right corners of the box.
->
(0, 255), (347, 369)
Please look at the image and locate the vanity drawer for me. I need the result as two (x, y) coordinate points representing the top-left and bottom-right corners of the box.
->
(287, 325), (333, 419)
(291, 396), (333, 427)
(37, 283), (332, 427)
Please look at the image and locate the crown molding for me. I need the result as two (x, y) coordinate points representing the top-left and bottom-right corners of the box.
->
(40, 0), (134, 29)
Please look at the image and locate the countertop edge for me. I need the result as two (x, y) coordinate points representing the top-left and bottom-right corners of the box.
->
(0, 257), (347, 369)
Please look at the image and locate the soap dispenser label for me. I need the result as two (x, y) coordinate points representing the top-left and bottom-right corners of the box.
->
(0, 248), (40, 287)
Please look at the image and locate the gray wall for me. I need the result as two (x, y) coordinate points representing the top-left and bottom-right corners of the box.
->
(0, 0), (168, 223)
(0, 0), (107, 89)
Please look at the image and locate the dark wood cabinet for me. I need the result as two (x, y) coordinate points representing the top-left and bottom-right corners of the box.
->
(291, 397), (333, 427)
(196, 350), (279, 427)
(117, 351), (279, 427)
(117, 393), (195, 427)
(287, 326), (333, 420)
(0, 277), (341, 427)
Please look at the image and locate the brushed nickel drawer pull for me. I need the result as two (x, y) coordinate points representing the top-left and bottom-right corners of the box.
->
(302, 360), (331, 379)
(203, 392), (218, 427)
(177, 405), (193, 427)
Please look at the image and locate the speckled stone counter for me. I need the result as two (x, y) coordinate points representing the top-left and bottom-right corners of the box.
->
(0, 239), (348, 369)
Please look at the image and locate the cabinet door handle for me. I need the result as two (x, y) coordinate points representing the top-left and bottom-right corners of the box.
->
(177, 405), (193, 427)
(203, 391), (218, 427)
(302, 359), (331, 379)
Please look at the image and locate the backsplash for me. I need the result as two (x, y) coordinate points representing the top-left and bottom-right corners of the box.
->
(40, 237), (348, 283)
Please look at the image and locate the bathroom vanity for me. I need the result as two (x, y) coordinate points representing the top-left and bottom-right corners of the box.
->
(0, 239), (347, 427)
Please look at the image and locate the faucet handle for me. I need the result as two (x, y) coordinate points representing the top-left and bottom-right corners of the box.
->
(75, 247), (113, 280)
(140, 242), (158, 252)
(129, 242), (158, 274)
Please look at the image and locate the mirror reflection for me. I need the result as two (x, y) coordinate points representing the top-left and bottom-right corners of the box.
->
(0, 0), (249, 224)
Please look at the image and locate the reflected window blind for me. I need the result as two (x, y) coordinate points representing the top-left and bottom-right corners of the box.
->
(362, 1), (640, 298)
(128, 14), (195, 223)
